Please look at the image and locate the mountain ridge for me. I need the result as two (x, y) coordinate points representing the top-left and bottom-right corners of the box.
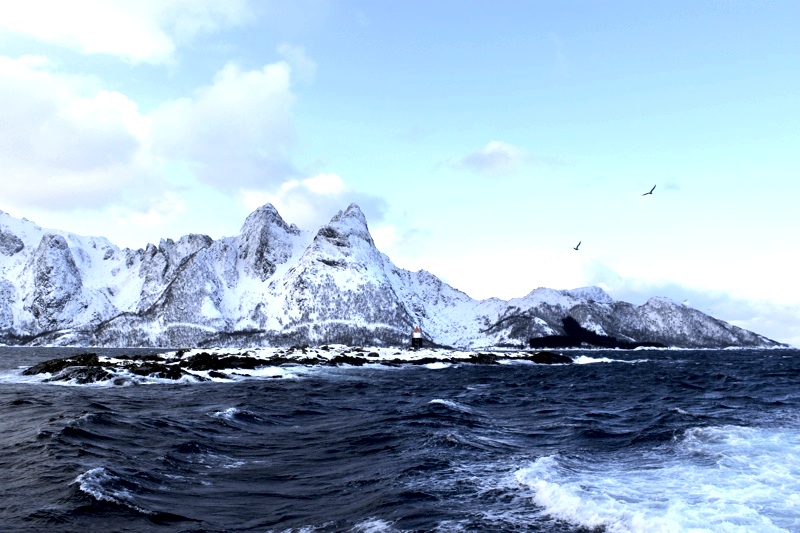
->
(0, 206), (787, 349)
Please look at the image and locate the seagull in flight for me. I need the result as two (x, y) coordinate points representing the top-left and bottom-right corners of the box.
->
(642, 184), (656, 196)
(573, 241), (581, 251)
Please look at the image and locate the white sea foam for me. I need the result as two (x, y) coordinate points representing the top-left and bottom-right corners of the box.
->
(73, 467), (151, 514)
(573, 355), (618, 364)
(429, 398), (473, 413)
(515, 425), (800, 532)
(228, 366), (300, 379)
(573, 355), (650, 364)
(351, 518), (399, 532)
(0, 369), (48, 384)
(212, 407), (241, 420)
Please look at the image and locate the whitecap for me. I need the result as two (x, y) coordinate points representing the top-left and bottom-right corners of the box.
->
(211, 407), (240, 420)
(73, 467), (152, 515)
(351, 518), (399, 532)
(515, 426), (800, 532)
(573, 355), (617, 364)
(429, 398), (473, 414)
(573, 355), (650, 365)
(229, 366), (299, 379)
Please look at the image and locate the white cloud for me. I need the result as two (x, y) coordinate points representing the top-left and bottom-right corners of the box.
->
(0, 0), (252, 64)
(151, 61), (297, 189)
(0, 53), (305, 219)
(455, 141), (528, 177)
(301, 173), (345, 195)
(0, 55), (156, 210)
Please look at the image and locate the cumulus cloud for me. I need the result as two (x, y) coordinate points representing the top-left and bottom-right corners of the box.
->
(455, 141), (528, 177)
(0, 52), (305, 216)
(151, 60), (297, 189)
(0, 23), (386, 246)
(0, 1), (252, 64)
(242, 173), (387, 230)
(0, 55), (156, 210)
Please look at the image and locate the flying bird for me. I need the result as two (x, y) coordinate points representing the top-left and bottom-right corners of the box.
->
(642, 184), (656, 196)
(573, 241), (581, 251)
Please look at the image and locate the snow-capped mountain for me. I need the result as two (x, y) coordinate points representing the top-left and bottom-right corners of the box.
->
(0, 204), (785, 349)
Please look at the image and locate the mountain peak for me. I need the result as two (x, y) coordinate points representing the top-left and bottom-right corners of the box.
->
(319, 203), (374, 247)
(341, 203), (366, 220)
(238, 204), (301, 281)
(565, 286), (614, 304)
(240, 203), (293, 235)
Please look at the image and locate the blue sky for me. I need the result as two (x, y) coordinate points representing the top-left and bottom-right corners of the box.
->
(1, 1), (798, 345)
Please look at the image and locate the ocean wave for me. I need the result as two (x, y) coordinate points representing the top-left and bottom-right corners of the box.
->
(428, 398), (473, 414)
(351, 517), (400, 532)
(73, 467), (152, 515)
(211, 407), (242, 421)
(515, 425), (800, 532)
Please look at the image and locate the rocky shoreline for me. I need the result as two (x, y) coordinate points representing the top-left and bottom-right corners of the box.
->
(21, 345), (574, 384)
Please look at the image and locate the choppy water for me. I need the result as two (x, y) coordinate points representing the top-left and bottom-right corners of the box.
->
(1, 347), (798, 532)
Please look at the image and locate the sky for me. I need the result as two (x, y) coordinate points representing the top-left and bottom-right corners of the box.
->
(0, 1), (798, 346)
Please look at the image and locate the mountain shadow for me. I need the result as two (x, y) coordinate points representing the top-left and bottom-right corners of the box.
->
(529, 316), (666, 349)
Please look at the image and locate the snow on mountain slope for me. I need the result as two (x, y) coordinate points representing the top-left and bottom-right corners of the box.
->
(0, 206), (787, 349)
(0, 210), (134, 336)
(267, 204), (417, 345)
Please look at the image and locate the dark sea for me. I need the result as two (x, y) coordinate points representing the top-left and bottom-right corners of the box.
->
(1, 347), (798, 532)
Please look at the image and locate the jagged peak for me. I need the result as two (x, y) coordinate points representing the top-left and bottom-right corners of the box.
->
(162, 233), (213, 247)
(332, 203), (367, 223)
(240, 203), (294, 236)
(236, 204), (301, 281)
(316, 203), (374, 246)
(154, 234), (214, 259)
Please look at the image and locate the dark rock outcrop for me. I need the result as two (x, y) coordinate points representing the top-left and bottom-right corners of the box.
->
(0, 228), (24, 256)
(521, 350), (574, 364)
(29, 234), (84, 328)
(529, 316), (666, 349)
(22, 352), (100, 375)
(20, 347), (577, 384)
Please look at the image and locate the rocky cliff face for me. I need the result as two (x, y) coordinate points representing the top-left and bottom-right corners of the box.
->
(0, 206), (787, 349)
(29, 234), (84, 329)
